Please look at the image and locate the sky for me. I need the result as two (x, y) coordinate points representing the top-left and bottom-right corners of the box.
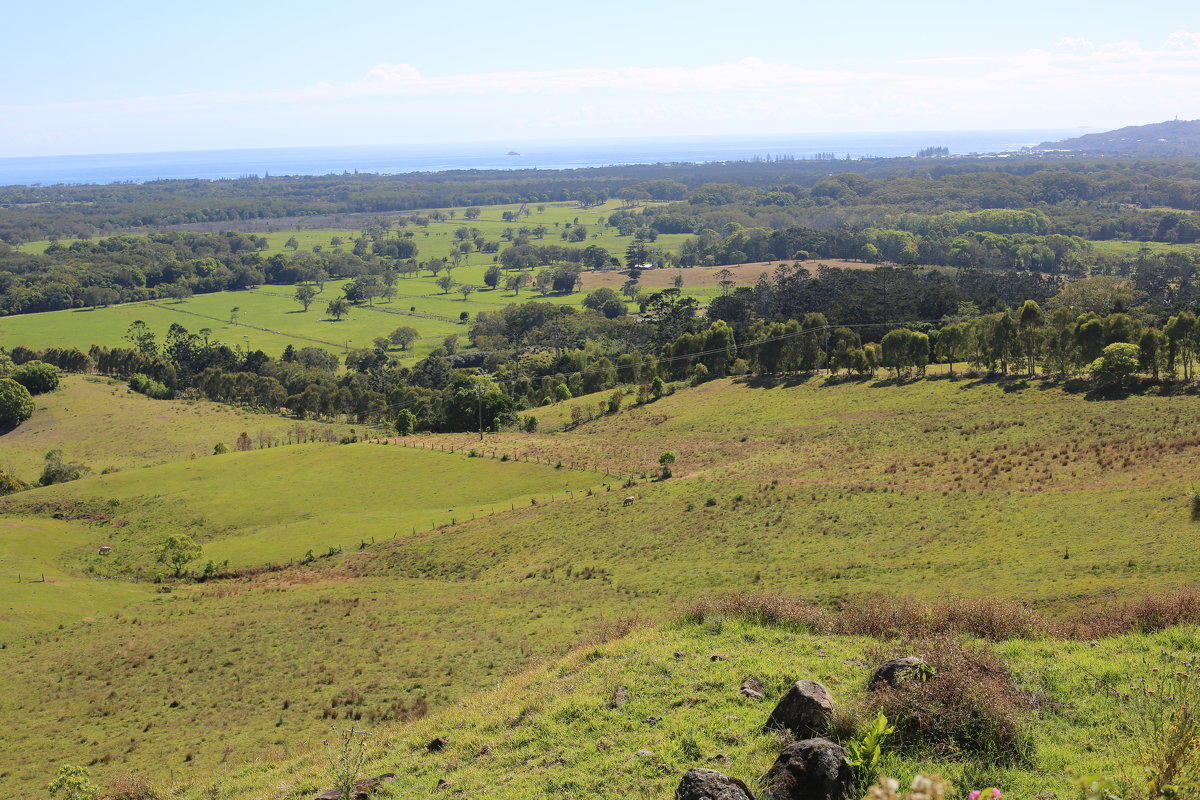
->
(3, 0), (1200, 157)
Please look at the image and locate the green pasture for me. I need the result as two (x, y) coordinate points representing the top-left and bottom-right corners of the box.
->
(3, 359), (1200, 793)
(0, 572), (628, 794)
(0, 281), (468, 359)
(0, 374), (353, 478)
(0, 517), (151, 642)
(3, 441), (605, 573)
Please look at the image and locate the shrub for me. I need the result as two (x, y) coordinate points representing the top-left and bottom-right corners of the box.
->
(47, 765), (100, 800)
(39, 449), (90, 486)
(0, 469), (27, 496)
(0, 377), (34, 428)
(213, 442), (229, 455)
(12, 360), (59, 394)
(105, 773), (160, 800)
(1089, 342), (1140, 390)
(867, 637), (1033, 764)
(129, 372), (172, 399)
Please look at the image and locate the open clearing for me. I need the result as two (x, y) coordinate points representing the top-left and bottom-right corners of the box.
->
(0, 517), (151, 641)
(1, 375), (1198, 791)
(0, 374), (352, 479)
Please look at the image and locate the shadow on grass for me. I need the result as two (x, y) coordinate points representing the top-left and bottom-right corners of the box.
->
(735, 373), (818, 390)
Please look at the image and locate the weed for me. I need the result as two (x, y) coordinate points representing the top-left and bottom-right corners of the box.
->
(846, 709), (897, 788)
(1117, 653), (1200, 799)
(323, 726), (369, 800)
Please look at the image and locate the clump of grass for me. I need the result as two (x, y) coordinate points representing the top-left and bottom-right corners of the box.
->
(681, 593), (1050, 641)
(866, 637), (1034, 765)
(105, 772), (159, 800)
(1066, 589), (1200, 638)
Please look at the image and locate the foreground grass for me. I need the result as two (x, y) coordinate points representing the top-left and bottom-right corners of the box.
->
(2, 375), (1198, 793)
(180, 616), (1200, 800)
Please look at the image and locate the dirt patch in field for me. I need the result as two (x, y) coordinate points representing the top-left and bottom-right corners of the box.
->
(579, 259), (891, 290)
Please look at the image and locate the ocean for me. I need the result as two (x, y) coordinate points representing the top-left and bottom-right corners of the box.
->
(0, 130), (1084, 187)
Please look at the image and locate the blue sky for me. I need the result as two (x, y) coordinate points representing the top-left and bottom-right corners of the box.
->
(4, 0), (1199, 156)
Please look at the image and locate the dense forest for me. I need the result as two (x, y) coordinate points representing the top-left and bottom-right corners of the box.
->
(4, 156), (1200, 244)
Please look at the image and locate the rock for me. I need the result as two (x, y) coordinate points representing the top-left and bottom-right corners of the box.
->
(355, 774), (396, 794)
(435, 778), (448, 791)
(314, 773), (397, 799)
(710, 654), (727, 662)
(763, 680), (833, 739)
(740, 678), (765, 701)
(427, 736), (448, 752)
(645, 716), (663, 725)
(610, 686), (628, 708)
(635, 748), (655, 758)
(675, 767), (756, 800)
(867, 657), (927, 691)
(760, 739), (854, 800)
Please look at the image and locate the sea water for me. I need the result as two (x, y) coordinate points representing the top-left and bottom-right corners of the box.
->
(0, 129), (1084, 187)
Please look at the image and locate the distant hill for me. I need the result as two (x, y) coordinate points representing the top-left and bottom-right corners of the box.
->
(1033, 119), (1200, 156)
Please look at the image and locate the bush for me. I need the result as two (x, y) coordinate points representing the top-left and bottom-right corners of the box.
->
(105, 773), (160, 800)
(129, 372), (172, 399)
(39, 449), (90, 486)
(0, 469), (27, 495)
(866, 637), (1033, 764)
(0, 378), (34, 428)
(11, 360), (59, 394)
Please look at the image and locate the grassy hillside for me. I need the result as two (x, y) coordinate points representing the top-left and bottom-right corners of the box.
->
(1, 441), (604, 574)
(0, 374), (352, 479)
(0, 517), (151, 642)
(147, 615), (1200, 799)
(2, 375), (1198, 794)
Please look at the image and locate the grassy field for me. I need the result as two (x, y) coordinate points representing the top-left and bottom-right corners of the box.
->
(0, 374), (353, 479)
(190, 616), (1200, 800)
(0, 201), (697, 357)
(1, 440), (605, 575)
(1, 374), (1199, 793)
(0, 517), (152, 642)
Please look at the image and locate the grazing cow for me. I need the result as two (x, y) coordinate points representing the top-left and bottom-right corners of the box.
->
(623, 496), (636, 506)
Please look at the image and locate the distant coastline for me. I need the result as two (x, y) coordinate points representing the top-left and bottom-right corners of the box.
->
(0, 129), (1082, 187)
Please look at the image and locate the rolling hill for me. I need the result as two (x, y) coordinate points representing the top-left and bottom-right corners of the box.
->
(2, 374), (1199, 794)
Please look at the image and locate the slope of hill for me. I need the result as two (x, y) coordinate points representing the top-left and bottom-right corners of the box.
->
(1, 441), (604, 575)
(1034, 119), (1200, 156)
(130, 615), (1200, 799)
(2, 376), (1199, 793)
(0, 517), (152, 641)
(0, 374), (352, 479)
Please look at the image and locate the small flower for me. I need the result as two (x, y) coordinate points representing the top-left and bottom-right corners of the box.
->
(969, 792), (982, 800)
(991, 790), (1002, 799)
